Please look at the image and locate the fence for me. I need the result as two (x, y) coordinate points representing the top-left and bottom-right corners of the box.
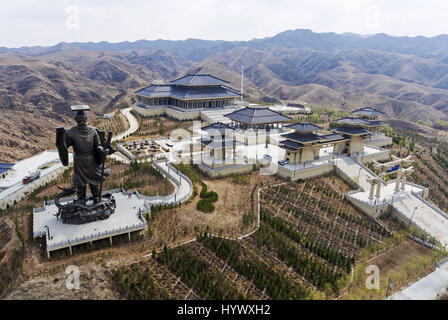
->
(46, 222), (147, 251)
(390, 203), (438, 244)
(143, 160), (193, 206)
(411, 191), (448, 221)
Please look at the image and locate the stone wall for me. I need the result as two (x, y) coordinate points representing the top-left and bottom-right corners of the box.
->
(276, 163), (334, 181)
(133, 105), (201, 121)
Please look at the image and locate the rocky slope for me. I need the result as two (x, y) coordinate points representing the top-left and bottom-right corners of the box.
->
(2, 30), (448, 161)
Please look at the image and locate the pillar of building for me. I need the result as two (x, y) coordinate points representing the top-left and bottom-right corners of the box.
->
(400, 173), (407, 190)
(395, 169), (402, 193)
(368, 179), (376, 200)
(128, 232), (131, 242)
(375, 180), (382, 198)
(233, 139), (236, 164)
(110, 236), (113, 246)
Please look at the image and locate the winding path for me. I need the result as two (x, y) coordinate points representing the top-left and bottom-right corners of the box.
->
(112, 107), (139, 142)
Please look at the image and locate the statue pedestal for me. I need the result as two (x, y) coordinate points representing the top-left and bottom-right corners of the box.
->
(33, 190), (149, 258)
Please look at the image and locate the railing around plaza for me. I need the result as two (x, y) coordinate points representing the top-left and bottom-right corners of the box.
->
(390, 203), (437, 243)
(147, 160), (193, 206)
(279, 159), (334, 173)
(46, 222), (147, 251)
(411, 191), (448, 221)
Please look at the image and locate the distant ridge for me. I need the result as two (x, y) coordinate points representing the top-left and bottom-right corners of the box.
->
(1, 28), (448, 161)
(3, 29), (448, 61)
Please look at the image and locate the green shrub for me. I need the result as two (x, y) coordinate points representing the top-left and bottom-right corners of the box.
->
(197, 199), (215, 212)
(196, 182), (218, 213)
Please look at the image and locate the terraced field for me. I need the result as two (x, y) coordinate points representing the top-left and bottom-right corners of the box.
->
(113, 175), (391, 299)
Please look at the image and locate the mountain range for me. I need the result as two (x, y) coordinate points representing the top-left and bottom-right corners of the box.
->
(1, 29), (448, 161)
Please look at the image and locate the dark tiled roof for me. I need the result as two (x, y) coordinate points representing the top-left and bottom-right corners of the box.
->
(224, 107), (292, 125)
(201, 138), (240, 149)
(279, 145), (299, 152)
(367, 120), (384, 126)
(286, 122), (323, 132)
(0, 163), (14, 175)
(170, 74), (230, 86)
(352, 107), (385, 117)
(135, 84), (240, 100)
(281, 132), (322, 143)
(333, 126), (372, 135)
(319, 134), (347, 142)
(279, 139), (304, 150)
(202, 122), (235, 135)
(334, 117), (371, 126)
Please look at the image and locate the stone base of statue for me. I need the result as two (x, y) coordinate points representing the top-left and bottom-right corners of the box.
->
(54, 186), (116, 225)
(32, 188), (150, 258)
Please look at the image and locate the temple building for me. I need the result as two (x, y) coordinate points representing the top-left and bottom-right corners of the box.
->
(331, 117), (380, 155)
(134, 74), (241, 110)
(224, 106), (292, 145)
(200, 122), (237, 166)
(352, 106), (385, 121)
(279, 122), (347, 164)
(198, 122), (251, 177)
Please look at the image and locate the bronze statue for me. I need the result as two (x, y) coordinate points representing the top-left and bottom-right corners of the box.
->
(55, 105), (117, 224)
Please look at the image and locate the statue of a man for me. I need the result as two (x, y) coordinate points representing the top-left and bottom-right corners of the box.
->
(56, 105), (111, 203)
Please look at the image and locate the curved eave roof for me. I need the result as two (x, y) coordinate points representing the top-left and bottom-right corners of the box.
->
(334, 117), (371, 126)
(333, 126), (372, 136)
(224, 107), (292, 125)
(281, 132), (322, 143)
(201, 138), (241, 149)
(202, 122), (235, 135)
(286, 122), (323, 132)
(135, 84), (241, 100)
(352, 107), (385, 117)
(318, 134), (348, 142)
(279, 139), (304, 151)
(170, 74), (230, 86)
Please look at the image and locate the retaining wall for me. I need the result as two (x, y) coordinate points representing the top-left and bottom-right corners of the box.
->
(197, 162), (253, 178)
(133, 105), (201, 121)
(276, 162), (334, 181)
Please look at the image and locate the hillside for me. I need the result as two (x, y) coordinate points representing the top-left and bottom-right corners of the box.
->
(0, 49), (192, 161)
(2, 29), (448, 161)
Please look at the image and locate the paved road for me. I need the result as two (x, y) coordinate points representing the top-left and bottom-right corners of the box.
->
(1, 108), (139, 206)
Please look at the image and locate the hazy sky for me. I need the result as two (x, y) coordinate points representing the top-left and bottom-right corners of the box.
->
(2, 0), (448, 48)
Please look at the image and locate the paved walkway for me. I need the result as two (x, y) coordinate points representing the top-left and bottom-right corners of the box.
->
(149, 161), (192, 205)
(388, 259), (448, 300)
(112, 108), (139, 142)
(334, 156), (376, 191)
(392, 192), (448, 247)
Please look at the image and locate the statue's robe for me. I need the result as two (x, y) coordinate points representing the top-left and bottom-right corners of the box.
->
(64, 126), (110, 187)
